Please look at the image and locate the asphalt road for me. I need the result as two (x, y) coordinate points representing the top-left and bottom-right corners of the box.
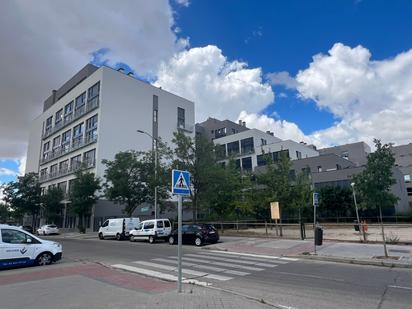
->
(5, 235), (412, 309)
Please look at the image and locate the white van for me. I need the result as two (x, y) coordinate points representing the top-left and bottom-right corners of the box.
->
(129, 219), (172, 243)
(98, 218), (140, 240)
(0, 224), (62, 268)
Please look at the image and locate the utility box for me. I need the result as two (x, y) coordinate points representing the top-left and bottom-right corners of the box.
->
(315, 227), (323, 246)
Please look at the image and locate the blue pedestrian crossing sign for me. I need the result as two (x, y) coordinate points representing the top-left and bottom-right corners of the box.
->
(172, 169), (191, 196)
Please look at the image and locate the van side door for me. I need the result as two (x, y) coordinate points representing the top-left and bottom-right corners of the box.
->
(164, 220), (171, 236)
(156, 220), (165, 237)
(0, 229), (37, 267)
(100, 220), (109, 236)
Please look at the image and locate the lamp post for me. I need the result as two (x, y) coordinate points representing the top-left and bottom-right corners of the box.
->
(350, 182), (363, 241)
(137, 130), (158, 220)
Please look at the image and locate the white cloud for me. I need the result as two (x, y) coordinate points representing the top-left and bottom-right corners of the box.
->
(155, 45), (274, 122)
(0, 0), (183, 159)
(175, 0), (190, 7)
(17, 157), (26, 176)
(266, 71), (298, 89)
(237, 111), (312, 144)
(295, 43), (412, 147)
(0, 168), (17, 177)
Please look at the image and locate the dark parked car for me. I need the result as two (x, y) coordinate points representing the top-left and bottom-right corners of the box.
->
(168, 224), (219, 246)
(19, 225), (33, 234)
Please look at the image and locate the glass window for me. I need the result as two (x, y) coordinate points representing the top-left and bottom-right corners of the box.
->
(227, 141), (240, 156)
(43, 141), (50, 154)
(177, 107), (185, 128)
(1, 229), (33, 244)
(261, 139), (267, 146)
(153, 109), (158, 123)
(272, 150), (289, 162)
(53, 136), (61, 149)
(101, 220), (109, 228)
(64, 101), (73, 122)
(240, 137), (254, 154)
(73, 123), (83, 138)
(46, 116), (53, 128)
(59, 160), (69, 173)
(235, 159), (241, 170)
(407, 188), (412, 196)
(40, 168), (47, 178)
(289, 169), (296, 181)
(144, 222), (155, 229)
(50, 164), (58, 176)
(57, 181), (67, 193)
(164, 220), (170, 228)
(296, 151), (302, 159)
(75, 92), (86, 110)
(257, 154), (271, 166)
(86, 115), (98, 131)
(70, 155), (82, 170)
(157, 221), (164, 228)
(405, 175), (411, 183)
(55, 109), (63, 126)
(317, 166), (322, 172)
(216, 144), (226, 160)
(83, 149), (96, 166)
(88, 82), (100, 100)
(62, 130), (71, 144)
(241, 157), (252, 171)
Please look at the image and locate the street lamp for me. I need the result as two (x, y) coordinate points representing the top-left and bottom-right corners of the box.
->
(137, 130), (158, 220)
(350, 182), (363, 240)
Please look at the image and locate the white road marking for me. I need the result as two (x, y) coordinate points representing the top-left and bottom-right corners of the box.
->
(153, 258), (250, 276)
(207, 250), (299, 261)
(170, 256), (264, 271)
(133, 261), (233, 281)
(388, 285), (412, 290)
(201, 251), (289, 264)
(185, 253), (278, 268)
(111, 264), (211, 286)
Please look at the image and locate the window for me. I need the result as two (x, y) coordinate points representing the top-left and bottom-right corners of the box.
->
(50, 164), (58, 177)
(83, 149), (96, 166)
(336, 164), (342, 170)
(85, 115), (98, 142)
(289, 169), (296, 181)
(62, 130), (71, 152)
(55, 109), (63, 126)
(317, 166), (322, 172)
(232, 128), (237, 134)
(73, 123), (83, 146)
(57, 181), (67, 194)
(59, 160), (69, 173)
(302, 166), (311, 175)
(153, 109), (158, 123)
(405, 175), (411, 183)
(87, 82), (100, 109)
(157, 221), (164, 228)
(241, 157), (252, 171)
(64, 101), (73, 122)
(144, 222), (155, 229)
(227, 141), (240, 156)
(101, 220), (109, 228)
(296, 151), (302, 159)
(53, 136), (61, 150)
(177, 107), (185, 128)
(261, 139), (267, 146)
(241, 137), (254, 154)
(43, 141), (50, 159)
(257, 154), (271, 166)
(164, 220), (170, 228)
(272, 150), (289, 162)
(216, 144), (226, 159)
(75, 92), (86, 112)
(235, 159), (241, 170)
(407, 188), (412, 196)
(70, 155), (82, 170)
(45, 116), (53, 133)
(40, 168), (47, 178)
(1, 229), (37, 244)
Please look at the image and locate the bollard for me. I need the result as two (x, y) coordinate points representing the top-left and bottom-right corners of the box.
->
(265, 221), (268, 236)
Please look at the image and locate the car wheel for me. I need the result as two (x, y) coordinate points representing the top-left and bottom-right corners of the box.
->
(149, 235), (155, 244)
(116, 233), (122, 241)
(168, 236), (175, 245)
(130, 235), (135, 242)
(43, 231), (46, 236)
(98, 233), (104, 240)
(195, 237), (202, 246)
(36, 252), (53, 266)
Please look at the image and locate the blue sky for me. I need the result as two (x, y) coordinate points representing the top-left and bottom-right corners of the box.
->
(1, 0), (412, 186)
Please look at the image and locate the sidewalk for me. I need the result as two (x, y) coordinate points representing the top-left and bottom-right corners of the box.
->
(208, 237), (412, 268)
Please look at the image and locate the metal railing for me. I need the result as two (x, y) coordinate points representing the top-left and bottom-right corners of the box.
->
(39, 159), (96, 183)
(42, 97), (99, 139)
(40, 135), (97, 165)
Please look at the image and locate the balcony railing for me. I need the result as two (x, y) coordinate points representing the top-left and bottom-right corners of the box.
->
(40, 135), (98, 165)
(42, 97), (99, 139)
(39, 159), (96, 183)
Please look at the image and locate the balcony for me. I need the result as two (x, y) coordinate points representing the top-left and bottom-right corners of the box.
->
(177, 122), (194, 133)
(40, 134), (98, 166)
(39, 159), (96, 183)
(42, 97), (99, 139)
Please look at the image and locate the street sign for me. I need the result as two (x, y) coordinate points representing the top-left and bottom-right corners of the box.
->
(270, 202), (280, 220)
(172, 169), (191, 196)
(313, 192), (319, 207)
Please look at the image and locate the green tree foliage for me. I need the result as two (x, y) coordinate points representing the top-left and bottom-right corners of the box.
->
(354, 139), (398, 256)
(1, 173), (41, 227)
(0, 203), (11, 223)
(172, 132), (217, 221)
(103, 151), (149, 216)
(42, 187), (64, 225)
(290, 171), (313, 221)
(69, 170), (100, 232)
(318, 186), (354, 219)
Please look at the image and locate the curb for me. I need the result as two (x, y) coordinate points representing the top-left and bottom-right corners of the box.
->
(292, 255), (412, 268)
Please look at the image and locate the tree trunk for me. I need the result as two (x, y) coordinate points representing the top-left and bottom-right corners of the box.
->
(379, 206), (388, 258)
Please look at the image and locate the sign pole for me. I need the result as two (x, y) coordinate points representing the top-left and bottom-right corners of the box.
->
(313, 192), (318, 255)
(177, 195), (182, 293)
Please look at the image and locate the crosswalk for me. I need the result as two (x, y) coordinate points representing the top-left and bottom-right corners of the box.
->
(112, 250), (297, 286)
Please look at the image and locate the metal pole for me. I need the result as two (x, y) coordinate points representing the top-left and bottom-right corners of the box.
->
(177, 195), (183, 293)
(154, 138), (158, 220)
(314, 201), (316, 254)
(351, 183), (363, 240)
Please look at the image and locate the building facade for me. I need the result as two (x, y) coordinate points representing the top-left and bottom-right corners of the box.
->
(318, 142), (371, 167)
(391, 143), (412, 208)
(26, 64), (195, 229)
(195, 117), (249, 142)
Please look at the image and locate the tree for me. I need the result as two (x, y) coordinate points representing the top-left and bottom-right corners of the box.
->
(0, 203), (11, 223)
(1, 173), (41, 227)
(318, 186), (354, 220)
(172, 132), (217, 221)
(69, 170), (100, 233)
(42, 187), (64, 225)
(290, 171), (313, 222)
(103, 151), (151, 217)
(354, 139), (398, 257)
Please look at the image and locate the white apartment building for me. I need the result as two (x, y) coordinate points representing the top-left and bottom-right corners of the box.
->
(212, 129), (319, 170)
(25, 64), (194, 229)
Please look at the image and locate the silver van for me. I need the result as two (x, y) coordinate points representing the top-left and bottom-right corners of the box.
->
(129, 219), (172, 243)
